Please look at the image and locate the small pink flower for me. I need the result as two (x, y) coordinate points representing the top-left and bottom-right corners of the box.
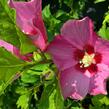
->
(47, 17), (109, 100)
(8, 0), (47, 51)
(0, 39), (31, 61)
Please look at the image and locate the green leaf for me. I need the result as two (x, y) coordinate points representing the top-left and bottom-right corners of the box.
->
(38, 84), (55, 109)
(16, 87), (32, 109)
(98, 25), (109, 40)
(91, 94), (109, 107)
(16, 28), (36, 55)
(94, 0), (106, 4)
(30, 63), (50, 75)
(42, 5), (51, 20)
(91, 95), (104, 106)
(0, 0), (20, 47)
(38, 79), (64, 109)
(42, 5), (61, 42)
(89, 105), (105, 109)
(98, 13), (109, 40)
(17, 93), (31, 109)
(49, 89), (56, 109)
(16, 87), (29, 95)
(54, 81), (64, 109)
(99, 96), (109, 106)
(63, 0), (74, 8)
(0, 47), (26, 95)
(21, 70), (40, 84)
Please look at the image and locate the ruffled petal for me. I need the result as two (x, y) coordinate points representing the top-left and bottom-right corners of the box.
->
(0, 39), (31, 61)
(95, 38), (109, 65)
(8, 0), (47, 50)
(47, 35), (77, 71)
(61, 17), (95, 49)
(89, 64), (109, 95)
(59, 67), (90, 100)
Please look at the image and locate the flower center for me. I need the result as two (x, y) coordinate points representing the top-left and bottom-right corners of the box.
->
(80, 52), (95, 68)
(75, 45), (102, 73)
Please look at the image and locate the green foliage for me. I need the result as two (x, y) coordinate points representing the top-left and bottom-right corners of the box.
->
(16, 87), (32, 109)
(42, 0), (85, 42)
(0, 0), (20, 47)
(43, 5), (61, 42)
(98, 12), (109, 40)
(17, 93), (31, 109)
(38, 80), (64, 109)
(89, 95), (109, 109)
(54, 83), (64, 109)
(38, 84), (55, 109)
(0, 47), (26, 95)
(21, 71), (40, 84)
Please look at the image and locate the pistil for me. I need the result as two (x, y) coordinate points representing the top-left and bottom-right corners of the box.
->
(79, 52), (95, 68)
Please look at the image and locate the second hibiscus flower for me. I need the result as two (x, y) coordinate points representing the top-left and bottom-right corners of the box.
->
(47, 17), (109, 100)
(8, 0), (47, 51)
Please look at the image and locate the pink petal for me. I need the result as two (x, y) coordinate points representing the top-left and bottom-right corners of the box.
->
(61, 17), (95, 49)
(89, 64), (109, 95)
(95, 38), (109, 65)
(47, 35), (77, 71)
(13, 48), (32, 61)
(0, 39), (31, 61)
(59, 67), (90, 100)
(8, 0), (47, 51)
(0, 39), (15, 54)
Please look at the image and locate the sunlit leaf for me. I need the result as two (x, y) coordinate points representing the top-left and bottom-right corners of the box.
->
(0, 47), (26, 95)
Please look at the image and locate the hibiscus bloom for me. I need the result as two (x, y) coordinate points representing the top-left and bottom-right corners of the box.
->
(47, 17), (109, 100)
(0, 39), (31, 61)
(8, 0), (47, 51)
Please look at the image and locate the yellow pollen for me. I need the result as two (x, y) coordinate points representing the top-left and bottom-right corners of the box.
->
(80, 52), (95, 68)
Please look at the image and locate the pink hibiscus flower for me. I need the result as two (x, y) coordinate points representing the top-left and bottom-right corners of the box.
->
(0, 39), (31, 61)
(8, 0), (47, 51)
(47, 17), (109, 100)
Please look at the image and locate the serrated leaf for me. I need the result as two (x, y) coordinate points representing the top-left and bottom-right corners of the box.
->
(0, 0), (20, 47)
(17, 93), (31, 109)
